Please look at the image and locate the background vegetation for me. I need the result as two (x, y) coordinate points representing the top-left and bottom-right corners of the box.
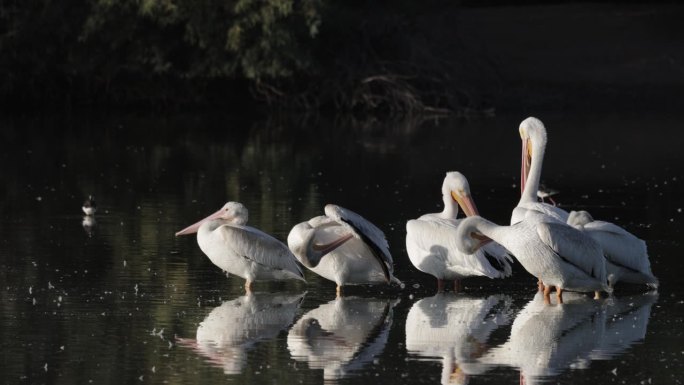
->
(0, 0), (497, 113)
(2, 1), (682, 114)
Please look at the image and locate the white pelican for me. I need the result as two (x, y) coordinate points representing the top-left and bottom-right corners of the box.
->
(82, 195), (97, 215)
(406, 172), (513, 292)
(480, 291), (605, 385)
(176, 292), (304, 374)
(454, 214), (609, 304)
(175, 202), (305, 290)
(287, 296), (395, 381)
(511, 117), (569, 226)
(568, 210), (658, 289)
(405, 293), (513, 385)
(287, 204), (398, 296)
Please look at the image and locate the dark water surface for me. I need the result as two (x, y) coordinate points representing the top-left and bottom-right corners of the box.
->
(1, 112), (683, 384)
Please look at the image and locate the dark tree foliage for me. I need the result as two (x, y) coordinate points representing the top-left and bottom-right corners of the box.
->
(1, 0), (323, 108)
(1, 0), (482, 113)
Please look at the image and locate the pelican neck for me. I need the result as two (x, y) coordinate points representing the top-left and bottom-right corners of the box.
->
(520, 142), (546, 205)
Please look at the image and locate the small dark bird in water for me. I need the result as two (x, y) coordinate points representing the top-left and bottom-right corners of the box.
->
(82, 195), (97, 215)
(537, 184), (559, 206)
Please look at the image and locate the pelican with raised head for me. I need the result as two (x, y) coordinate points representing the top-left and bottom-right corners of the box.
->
(288, 204), (398, 296)
(175, 202), (305, 291)
(406, 172), (513, 292)
(512, 117), (569, 226)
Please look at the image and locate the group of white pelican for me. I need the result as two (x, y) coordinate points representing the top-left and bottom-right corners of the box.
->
(175, 117), (658, 303)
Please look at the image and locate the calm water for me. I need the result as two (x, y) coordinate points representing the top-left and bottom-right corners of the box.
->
(1, 112), (683, 384)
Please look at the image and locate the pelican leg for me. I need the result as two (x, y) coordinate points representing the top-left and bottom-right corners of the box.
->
(594, 291), (601, 300)
(537, 278), (545, 292)
(437, 279), (445, 292)
(543, 285), (552, 305)
(244, 280), (252, 294)
(556, 287), (564, 304)
(454, 279), (463, 293)
(548, 197), (557, 206)
(336, 285), (343, 297)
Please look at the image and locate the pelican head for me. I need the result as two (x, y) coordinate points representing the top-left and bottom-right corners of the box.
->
(175, 201), (248, 236)
(442, 171), (480, 217)
(454, 216), (491, 255)
(519, 117), (548, 195)
(567, 210), (594, 228)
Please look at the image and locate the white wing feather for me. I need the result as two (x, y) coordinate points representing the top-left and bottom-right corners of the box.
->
(512, 202), (569, 225)
(536, 221), (606, 283)
(581, 220), (652, 274)
(218, 224), (304, 280)
(406, 217), (512, 278)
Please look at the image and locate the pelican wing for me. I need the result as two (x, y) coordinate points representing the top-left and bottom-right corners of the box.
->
(407, 218), (513, 278)
(325, 205), (392, 282)
(581, 220), (651, 273)
(527, 202), (569, 222)
(218, 224), (305, 280)
(536, 221), (606, 281)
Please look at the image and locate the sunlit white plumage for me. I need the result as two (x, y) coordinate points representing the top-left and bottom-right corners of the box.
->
(177, 292), (304, 374)
(455, 213), (609, 303)
(406, 172), (513, 291)
(568, 210), (658, 288)
(288, 204), (397, 295)
(287, 296), (395, 381)
(511, 117), (569, 226)
(175, 202), (304, 290)
(405, 293), (513, 385)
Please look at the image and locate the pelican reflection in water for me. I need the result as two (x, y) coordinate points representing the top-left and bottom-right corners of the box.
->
(405, 293), (513, 385)
(287, 296), (396, 382)
(589, 292), (658, 362)
(480, 292), (604, 383)
(177, 292), (304, 374)
(481, 291), (656, 384)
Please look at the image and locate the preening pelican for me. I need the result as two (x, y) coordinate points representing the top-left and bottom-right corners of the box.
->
(288, 204), (398, 296)
(568, 210), (658, 288)
(175, 202), (305, 290)
(287, 296), (395, 382)
(405, 293), (513, 385)
(176, 292), (304, 374)
(511, 117), (569, 226)
(406, 172), (513, 292)
(455, 214), (609, 304)
(82, 195), (97, 216)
